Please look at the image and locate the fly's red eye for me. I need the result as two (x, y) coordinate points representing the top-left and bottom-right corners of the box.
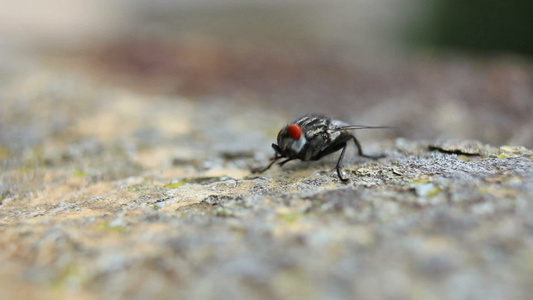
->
(287, 124), (301, 140)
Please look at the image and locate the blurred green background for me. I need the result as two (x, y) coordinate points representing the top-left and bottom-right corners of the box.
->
(414, 1), (533, 55)
(2, 1), (532, 56)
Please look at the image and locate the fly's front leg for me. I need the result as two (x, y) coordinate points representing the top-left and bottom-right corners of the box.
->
(279, 158), (294, 167)
(252, 157), (294, 175)
(252, 143), (286, 174)
(252, 155), (282, 173)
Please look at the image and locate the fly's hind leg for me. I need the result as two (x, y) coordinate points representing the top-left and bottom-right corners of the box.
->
(308, 136), (351, 181)
(350, 135), (386, 159)
(334, 142), (349, 182)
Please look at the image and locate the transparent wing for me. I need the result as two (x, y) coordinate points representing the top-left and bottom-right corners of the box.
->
(331, 125), (395, 132)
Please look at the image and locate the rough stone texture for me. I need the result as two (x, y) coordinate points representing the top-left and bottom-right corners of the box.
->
(1, 42), (533, 300)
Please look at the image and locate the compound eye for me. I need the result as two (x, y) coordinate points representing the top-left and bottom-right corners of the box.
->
(287, 124), (301, 140)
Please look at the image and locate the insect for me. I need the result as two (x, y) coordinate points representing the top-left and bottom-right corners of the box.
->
(252, 114), (390, 181)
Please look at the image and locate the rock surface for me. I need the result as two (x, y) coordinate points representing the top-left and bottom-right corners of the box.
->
(1, 44), (533, 300)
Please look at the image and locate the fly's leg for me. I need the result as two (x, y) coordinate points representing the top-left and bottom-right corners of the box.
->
(335, 142), (349, 182)
(252, 156), (294, 174)
(279, 158), (294, 166)
(252, 155), (282, 173)
(350, 135), (385, 159)
(307, 135), (350, 181)
(252, 143), (287, 174)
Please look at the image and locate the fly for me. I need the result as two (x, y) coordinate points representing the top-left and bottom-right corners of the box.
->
(253, 114), (391, 182)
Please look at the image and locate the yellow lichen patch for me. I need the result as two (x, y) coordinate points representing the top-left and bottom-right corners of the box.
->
(276, 211), (303, 225)
(51, 264), (85, 291)
(424, 185), (441, 198)
(159, 198), (203, 212)
(497, 152), (510, 159)
(97, 222), (122, 233)
(497, 145), (530, 159)
(163, 181), (187, 189)
(457, 155), (472, 161)
(72, 169), (89, 178)
(409, 176), (432, 184)
(500, 146), (528, 153)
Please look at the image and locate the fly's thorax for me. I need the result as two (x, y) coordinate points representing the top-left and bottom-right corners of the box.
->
(296, 115), (329, 133)
(303, 125), (325, 140)
(328, 129), (343, 142)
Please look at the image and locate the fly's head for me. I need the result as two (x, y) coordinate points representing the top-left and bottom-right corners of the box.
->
(272, 124), (307, 158)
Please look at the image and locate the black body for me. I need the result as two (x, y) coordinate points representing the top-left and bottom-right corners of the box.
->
(253, 114), (386, 181)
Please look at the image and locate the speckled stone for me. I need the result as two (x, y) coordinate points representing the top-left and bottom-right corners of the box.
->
(1, 42), (533, 300)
